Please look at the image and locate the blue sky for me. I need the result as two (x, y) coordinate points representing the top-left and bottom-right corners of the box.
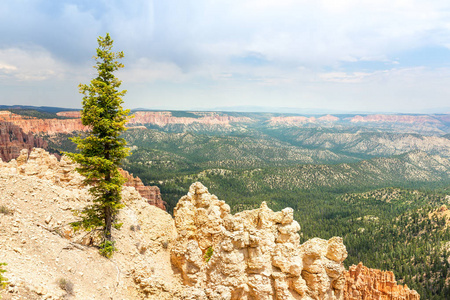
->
(1, 0), (450, 113)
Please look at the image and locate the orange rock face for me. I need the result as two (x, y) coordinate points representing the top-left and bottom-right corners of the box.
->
(0, 111), (86, 135)
(0, 122), (48, 161)
(119, 169), (167, 211)
(344, 262), (420, 300)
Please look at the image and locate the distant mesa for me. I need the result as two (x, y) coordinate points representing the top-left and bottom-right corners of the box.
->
(0, 110), (86, 135)
(269, 114), (340, 125)
(349, 114), (441, 124)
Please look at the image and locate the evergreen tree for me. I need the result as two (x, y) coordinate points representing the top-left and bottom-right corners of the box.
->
(66, 33), (130, 258)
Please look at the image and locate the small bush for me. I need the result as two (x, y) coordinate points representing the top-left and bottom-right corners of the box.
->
(57, 278), (74, 295)
(204, 247), (214, 262)
(99, 240), (116, 258)
(0, 263), (8, 290)
(0, 206), (13, 215)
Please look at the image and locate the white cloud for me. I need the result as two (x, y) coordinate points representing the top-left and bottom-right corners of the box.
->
(0, 47), (69, 81)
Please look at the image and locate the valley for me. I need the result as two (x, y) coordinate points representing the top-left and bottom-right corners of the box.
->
(1, 107), (450, 298)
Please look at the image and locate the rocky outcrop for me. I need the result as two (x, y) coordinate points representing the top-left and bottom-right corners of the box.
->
(0, 157), (178, 300)
(0, 148), (166, 210)
(344, 263), (420, 300)
(120, 169), (167, 210)
(0, 110), (86, 134)
(0, 148), (84, 188)
(0, 121), (48, 161)
(171, 182), (347, 299)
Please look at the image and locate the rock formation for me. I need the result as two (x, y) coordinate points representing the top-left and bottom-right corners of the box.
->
(0, 121), (48, 161)
(127, 111), (252, 127)
(57, 111), (252, 127)
(0, 155), (178, 300)
(120, 169), (167, 210)
(0, 110), (86, 134)
(344, 263), (420, 300)
(171, 182), (348, 299)
(0, 148), (84, 188)
(0, 148), (166, 210)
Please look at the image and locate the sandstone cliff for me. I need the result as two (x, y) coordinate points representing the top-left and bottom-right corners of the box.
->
(120, 169), (167, 210)
(127, 111), (252, 127)
(0, 111), (86, 135)
(0, 110), (251, 136)
(344, 263), (420, 300)
(0, 122), (47, 161)
(349, 114), (441, 125)
(58, 110), (252, 127)
(269, 115), (340, 125)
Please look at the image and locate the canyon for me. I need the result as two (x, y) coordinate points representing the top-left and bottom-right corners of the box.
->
(2, 110), (449, 137)
(0, 148), (419, 299)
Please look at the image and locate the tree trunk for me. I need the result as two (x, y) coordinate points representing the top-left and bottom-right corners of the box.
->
(105, 205), (112, 241)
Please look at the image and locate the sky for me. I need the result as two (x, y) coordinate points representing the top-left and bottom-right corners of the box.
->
(1, 0), (450, 113)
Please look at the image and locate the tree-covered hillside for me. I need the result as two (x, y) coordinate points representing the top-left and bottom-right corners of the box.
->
(35, 111), (450, 298)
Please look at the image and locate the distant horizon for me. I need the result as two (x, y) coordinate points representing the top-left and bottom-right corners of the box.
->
(1, 104), (449, 116)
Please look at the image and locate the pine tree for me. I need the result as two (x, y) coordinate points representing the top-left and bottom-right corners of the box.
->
(66, 33), (130, 258)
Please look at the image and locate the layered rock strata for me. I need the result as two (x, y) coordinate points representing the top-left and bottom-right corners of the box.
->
(0, 110), (86, 134)
(171, 182), (348, 300)
(0, 122), (47, 161)
(58, 111), (252, 127)
(344, 262), (420, 300)
(120, 169), (167, 210)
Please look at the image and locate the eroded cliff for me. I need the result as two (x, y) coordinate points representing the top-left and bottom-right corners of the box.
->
(120, 169), (167, 210)
(0, 111), (85, 135)
(170, 182), (348, 299)
(0, 121), (47, 161)
(344, 263), (420, 300)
